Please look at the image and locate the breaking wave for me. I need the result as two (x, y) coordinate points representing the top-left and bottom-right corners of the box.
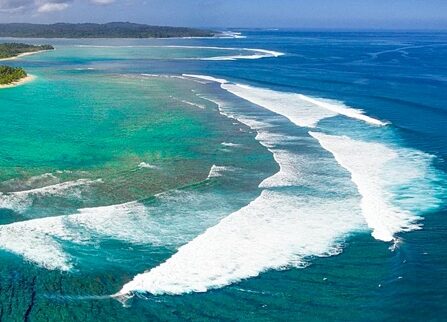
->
(183, 75), (386, 127)
(309, 132), (443, 242)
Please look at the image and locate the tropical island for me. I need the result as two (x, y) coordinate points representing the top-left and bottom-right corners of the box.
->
(0, 22), (215, 38)
(0, 43), (54, 87)
(0, 66), (28, 86)
(0, 43), (54, 60)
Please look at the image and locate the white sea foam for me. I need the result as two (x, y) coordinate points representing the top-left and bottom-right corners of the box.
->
(206, 165), (237, 179)
(117, 98), (367, 297)
(0, 201), (146, 270)
(0, 216), (75, 270)
(156, 46), (283, 61)
(258, 148), (305, 188)
(0, 186), (240, 271)
(138, 162), (158, 169)
(76, 45), (283, 61)
(309, 132), (428, 242)
(141, 73), (161, 77)
(216, 31), (247, 39)
(181, 100), (206, 109)
(0, 179), (101, 213)
(183, 74), (228, 84)
(298, 95), (386, 126)
(171, 97), (206, 109)
(0, 172), (59, 191)
(221, 142), (241, 147)
(118, 189), (363, 296)
(65, 202), (150, 244)
(116, 83), (443, 297)
(198, 48), (283, 61)
(141, 73), (182, 79)
(221, 84), (387, 127)
(183, 75), (386, 127)
(222, 83), (337, 128)
(116, 74), (442, 298)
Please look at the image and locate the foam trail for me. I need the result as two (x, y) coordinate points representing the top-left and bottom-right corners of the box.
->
(0, 172), (59, 190)
(309, 132), (427, 242)
(179, 100), (206, 109)
(206, 165), (234, 179)
(198, 48), (283, 61)
(221, 142), (241, 147)
(0, 201), (146, 270)
(117, 191), (362, 296)
(183, 74), (228, 84)
(0, 179), (100, 213)
(182, 75), (386, 127)
(140, 46), (284, 61)
(0, 215), (76, 270)
(138, 162), (158, 169)
(0, 186), (238, 270)
(44, 294), (114, 302)
(75, 45), (283, 61)
(65, 202), (150, 244)
(170, 96), (206, 109)
(222, 84), (337, 128)
(216, 31), (247, 39)
(297, 95), (386, 126)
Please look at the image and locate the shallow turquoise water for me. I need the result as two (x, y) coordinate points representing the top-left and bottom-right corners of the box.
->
(0, 32), (446, 321)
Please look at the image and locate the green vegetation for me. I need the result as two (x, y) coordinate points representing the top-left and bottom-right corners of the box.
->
(0, 66), (27, 85)
(0, 22), (215, 38)
(0, 43), (52, 85)
(0, 43), (54, 59)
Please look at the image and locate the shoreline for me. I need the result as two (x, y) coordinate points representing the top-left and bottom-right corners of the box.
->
(0, 74), (36, 89)
(0, 50), (50, 62)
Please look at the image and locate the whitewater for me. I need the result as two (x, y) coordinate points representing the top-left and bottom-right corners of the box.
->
(0, 63), (442, 301)
(183, 75), (387, 127)
(75, 45), (284, 61)
(117, 74), (443, 297)
(117, 96), (366, 296)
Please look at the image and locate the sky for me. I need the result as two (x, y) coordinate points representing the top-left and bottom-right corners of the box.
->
(0, 0), (447, 29)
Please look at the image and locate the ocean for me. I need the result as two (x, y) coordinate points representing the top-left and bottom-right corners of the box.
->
(0, 30), (446, 321)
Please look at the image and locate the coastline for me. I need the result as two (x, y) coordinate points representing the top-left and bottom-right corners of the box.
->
(0, 50), (50, 62)
(0, 74), (36, 89)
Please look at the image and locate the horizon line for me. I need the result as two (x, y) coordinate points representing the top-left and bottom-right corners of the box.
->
(1, 22), (447, 32)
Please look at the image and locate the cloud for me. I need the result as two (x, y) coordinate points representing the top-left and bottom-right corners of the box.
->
(0, 0), (31, 12)
(0, 0), (114, 13)
(90, 0), (115, 4)
(37, 0), (71, 12)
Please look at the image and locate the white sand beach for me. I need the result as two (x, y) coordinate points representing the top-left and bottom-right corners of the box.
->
(0, 74), (36, 89)
(0, 50), (49, 62)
